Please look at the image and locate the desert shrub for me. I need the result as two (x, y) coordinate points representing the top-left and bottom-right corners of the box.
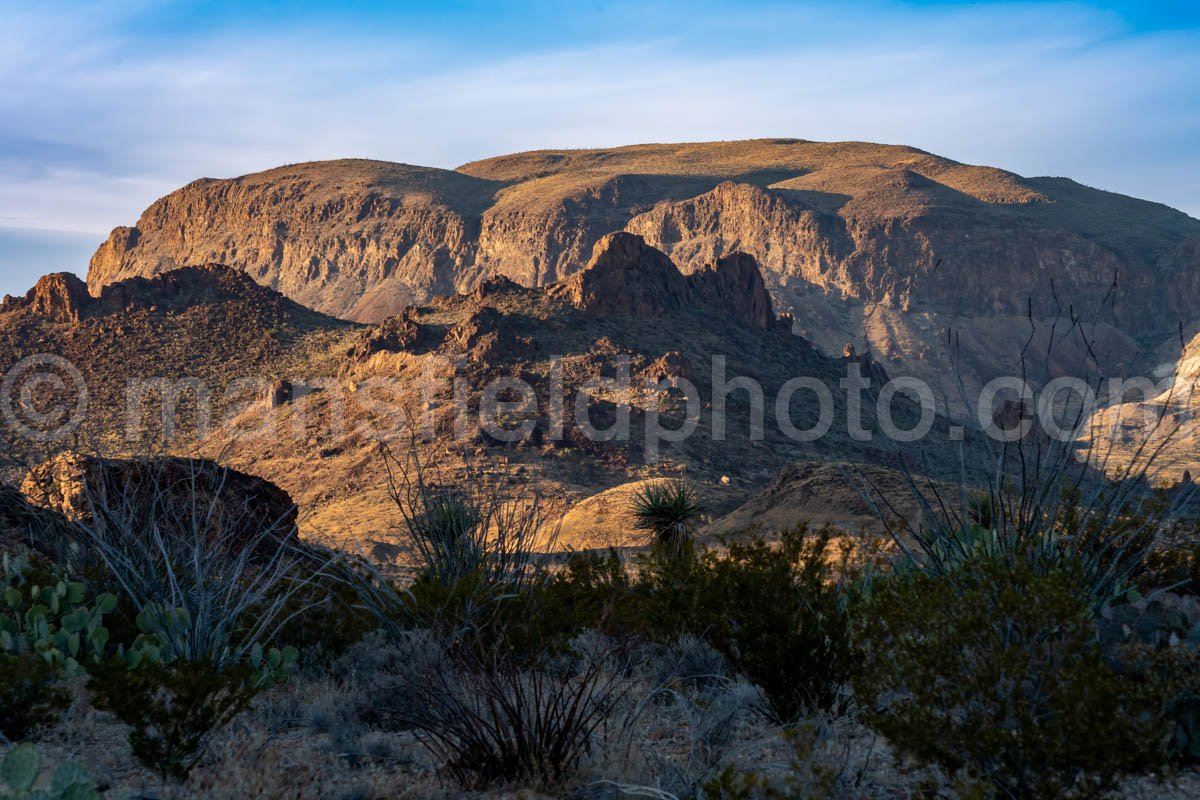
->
(1141, 543), (1200, 597)
(701, 723), (853, 800)
(633, 526), (855, 722)
(536, 550), (633, 636)
(87, 602), (297, 782)
(64, 458), (329, 669)
(1098, 594), (1200, 763)
(389, 627), (633, 789)
(855, 554), (1165, 798)
(402, 550), (634, 660)
(268, 560), (380, 660)
(0, 743), (100, 799)
(0, 654), (70, 742)
(87, 659), (261, 782)
(644, 676), (766, 798)
(855, 348), (1195, 610)
(630, 480), (703, 547)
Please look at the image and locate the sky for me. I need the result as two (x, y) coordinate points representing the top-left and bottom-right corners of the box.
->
(1, 0), (1198, 297)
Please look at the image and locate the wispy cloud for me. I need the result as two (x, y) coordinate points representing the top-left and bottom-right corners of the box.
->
(1, 1), (1197, 293)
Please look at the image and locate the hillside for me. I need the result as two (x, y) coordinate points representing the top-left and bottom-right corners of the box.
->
(88, 140), (1200, 335)
(195, 234), (972, 551)
(0, 265), (357, 473)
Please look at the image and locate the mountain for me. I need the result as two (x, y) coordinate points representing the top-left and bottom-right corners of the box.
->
(0, 265), (357, 472)
(87, 140), (1200, 334)
(192, 234), (970, 550)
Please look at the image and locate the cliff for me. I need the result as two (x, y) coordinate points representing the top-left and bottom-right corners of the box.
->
(87, 140), (1200, 334)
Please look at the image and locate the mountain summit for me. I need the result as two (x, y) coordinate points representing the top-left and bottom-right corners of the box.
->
(87, 140), (1200, 334)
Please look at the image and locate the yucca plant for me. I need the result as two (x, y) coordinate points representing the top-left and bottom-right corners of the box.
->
(380, 442), (556, 593)
(630, 480), (703, 547)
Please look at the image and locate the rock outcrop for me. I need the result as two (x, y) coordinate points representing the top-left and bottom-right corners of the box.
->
(1, 272), (94, 323)
(347, 309), (424, 363)
(556, 232), (779, 329)
(688, 252), (776, 330)
(556, 233), (690, 319)
(22, 454), (298, 555)
(446, 306), (534, 364)
(3, 264), (339, 329)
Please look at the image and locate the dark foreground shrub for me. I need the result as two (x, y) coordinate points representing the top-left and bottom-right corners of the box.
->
(390, 628), (632, 789)
(88, 660), (259, 782)
(1099, 594), (1200, 763)
(635, 526), (855, 721)
(271, 563), (380, 660)
(855, 555), (1165, 798)
(0, 654), (70, 741)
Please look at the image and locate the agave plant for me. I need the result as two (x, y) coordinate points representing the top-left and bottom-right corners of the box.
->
(631, 480), (703, 547)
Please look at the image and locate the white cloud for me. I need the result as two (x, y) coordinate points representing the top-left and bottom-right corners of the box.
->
(0, 0), (1197, 294)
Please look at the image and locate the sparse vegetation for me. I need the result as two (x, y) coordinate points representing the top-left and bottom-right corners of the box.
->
(631, 526), (856, 722)
(0, 436), (1197, 799)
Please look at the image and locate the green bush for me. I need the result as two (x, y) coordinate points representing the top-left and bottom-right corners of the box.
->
(87, 659), (260, 782)
(1098, 595), (1200, 763)
(87, 605), (297, 782)
(855, 555), (1165, 798)
(423, 528), (857, 722)
(269, 567), (379, 660)
(634, 527), (855, 721)
(1141, 544), (1200, 597)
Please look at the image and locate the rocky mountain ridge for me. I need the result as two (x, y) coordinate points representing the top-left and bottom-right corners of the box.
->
(86, 140), (1200, 338)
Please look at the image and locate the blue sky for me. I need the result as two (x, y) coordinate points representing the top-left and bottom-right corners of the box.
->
(1, 0), (1198, 297)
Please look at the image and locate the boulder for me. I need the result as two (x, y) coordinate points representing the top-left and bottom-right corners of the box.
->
(267, 379), (293, 409)
(22, 453), (297, 556)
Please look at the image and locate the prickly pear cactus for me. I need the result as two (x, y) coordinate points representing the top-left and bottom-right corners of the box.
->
(0, 743), (100, 799)
(1101, 592), (1200, 762)
(247, 643), (299, 689)
(1, 566), (116, 676)
(115, 604), (298, 686)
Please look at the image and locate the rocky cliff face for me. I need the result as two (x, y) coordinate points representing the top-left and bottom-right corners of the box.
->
(556, 232), (778, 329)
(2, 272), (94, 323)
(88, 160), (502, 322)
(87, 140), (1200, 334)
